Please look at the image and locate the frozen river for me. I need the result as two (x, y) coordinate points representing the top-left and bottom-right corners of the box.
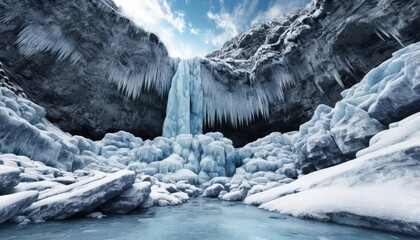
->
(0, 198), (415, 240)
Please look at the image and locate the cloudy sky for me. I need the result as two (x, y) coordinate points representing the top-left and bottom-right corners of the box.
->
(112, 0), (310, 58)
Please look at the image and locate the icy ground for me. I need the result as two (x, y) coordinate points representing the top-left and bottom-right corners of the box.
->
(0, 198), (416, 240)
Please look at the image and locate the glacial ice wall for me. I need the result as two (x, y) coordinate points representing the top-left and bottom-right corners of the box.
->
(163, 58), (203, 137)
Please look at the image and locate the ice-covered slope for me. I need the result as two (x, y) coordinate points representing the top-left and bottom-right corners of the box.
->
(236, 42), (420, 236)
(244, 115), (420, 236)
(0, 0), (175, 140)
(203, 0), (420, 145)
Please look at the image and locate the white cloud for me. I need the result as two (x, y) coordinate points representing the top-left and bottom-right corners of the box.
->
(205, 0), (259, 46)
(189, 23), (200, 35)
(114, 0), (186, 33)
(113, 0), (193, 58)
(252, 3), (283, 24)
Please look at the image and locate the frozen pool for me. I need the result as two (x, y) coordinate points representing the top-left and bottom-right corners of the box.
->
(0, 198), (416, 240)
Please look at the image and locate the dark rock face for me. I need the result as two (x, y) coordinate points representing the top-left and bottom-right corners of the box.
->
(203, 0), (420, 146)
(0, 0), (175, 141)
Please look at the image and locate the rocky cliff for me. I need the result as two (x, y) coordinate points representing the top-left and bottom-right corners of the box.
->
(203, 0), (420, 145)
(0, 0), (419, 146)
(0, 0), (175, 140)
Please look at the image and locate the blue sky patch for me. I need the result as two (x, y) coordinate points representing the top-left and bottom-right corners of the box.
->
(113, 0), (310, 58)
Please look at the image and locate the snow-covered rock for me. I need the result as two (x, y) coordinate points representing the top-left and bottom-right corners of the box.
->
(245, 112), (420, 236)
(0, 191), (38, 224)
(0, 99), (62, 169)
(330, 103), (385, 157)
(203, 184), (225, 198)
(357, 112), (420, 157)
(0, 165), (21, 194)
(140, 186), (182, 208)
(100, 181), (151, 214)
(25, 170), (136, 220)
(221, 181), (252, 201)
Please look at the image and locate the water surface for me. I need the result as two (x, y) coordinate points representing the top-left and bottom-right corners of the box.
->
(0, 198), (415, 240)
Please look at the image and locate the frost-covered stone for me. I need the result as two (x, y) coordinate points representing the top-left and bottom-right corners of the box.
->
(0, 165), (21, 194)
(100, 182), (151, 214)
(330, 103), (385, 157)
(172, 192), (189, 203)
(357, 112), (420, 158)
(0, 105), (62, 169)
(0, 191), (38, 224)
(25, 170), (136, 220)
(221, 181), (251, 201)
(140, 186), (182, 208)
(203, 184), (225, 198)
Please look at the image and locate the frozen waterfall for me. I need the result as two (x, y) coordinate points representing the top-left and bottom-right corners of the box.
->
(162, 58), (203, 137)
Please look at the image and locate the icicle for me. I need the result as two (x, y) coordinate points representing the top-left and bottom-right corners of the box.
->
(16, 25), (83, 64)
(331, 68), (345, 89)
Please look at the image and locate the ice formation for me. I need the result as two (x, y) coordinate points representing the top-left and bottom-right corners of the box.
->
(16, 25), (84, 64)
(0, 1), (419, 235)
(163, 58), (203, 137)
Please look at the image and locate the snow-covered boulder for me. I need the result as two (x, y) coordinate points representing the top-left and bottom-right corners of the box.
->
(0, 165), (21, 194)
(0, 191), (38, 224)
(172, 192), (190, 203)
(176, 180), (202, 197)
(25, 170), (136, 220)
(303, 105), (346, 170)
(330, 103), (385, 157)
(203, 184), (225, 198)
(0, 105), (62, 169)
(100, 181), (151, 214)
(221, 181), (251, 201)
(140, 186), (182, 208)
(357, 112), (420, 157)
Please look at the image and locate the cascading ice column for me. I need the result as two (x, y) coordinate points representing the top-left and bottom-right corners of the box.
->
(163, 58), (203, 137)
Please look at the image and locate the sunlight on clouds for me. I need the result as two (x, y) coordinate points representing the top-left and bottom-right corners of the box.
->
(252, 3), (283, 24)
(189, 23), (199, 35)
(205, 0), (258, 46)
(113, 0), (210, 58)
(114, 0), (185, 32)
